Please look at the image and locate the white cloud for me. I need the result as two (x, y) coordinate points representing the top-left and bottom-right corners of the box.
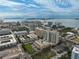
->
(34, 0), (53, 9)
(0, 0), (79, 18)
(0, 0), (39, 11)
(0, 0), (79, 12)
(0, 0), (27, 10)
(34, 0), (79, 12)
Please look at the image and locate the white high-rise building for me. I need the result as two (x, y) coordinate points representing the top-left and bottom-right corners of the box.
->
(71, 45), (79, 59)
(43, 30), (59, 45)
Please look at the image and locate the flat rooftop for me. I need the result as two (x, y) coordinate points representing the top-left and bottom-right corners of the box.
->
(0, 29), (17, 46)
(27, 33), (37, 38)
(69, 36), (79, 44)
(34, 40), (50, 49)
(0, 45), (24, 59)
(73, 45), (79, 53)
(0, 29), (11, 36)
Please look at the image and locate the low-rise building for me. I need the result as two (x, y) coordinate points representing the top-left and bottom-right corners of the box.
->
(0, 29), (17, 49)
(66, 35), (79, 44)
(0, 29), (25, 59)
(27, 33), (38, 42)
(14, 31), (27, 36)
(0, 45), (25, 59)
(33, 40), (50, 50)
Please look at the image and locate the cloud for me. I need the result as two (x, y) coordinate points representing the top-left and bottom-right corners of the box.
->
(0, 0), (26, 10)
(0, 0), (79, 19)
(0, 0), (40, 11)
(34, 0), (79, 12)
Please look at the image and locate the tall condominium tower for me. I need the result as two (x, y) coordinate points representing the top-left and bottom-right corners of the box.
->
(71, 45), (79, 59)
(43, 30), (59, 45)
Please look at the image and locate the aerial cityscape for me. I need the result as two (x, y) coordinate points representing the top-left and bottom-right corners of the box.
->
(0, 0), (79, 59)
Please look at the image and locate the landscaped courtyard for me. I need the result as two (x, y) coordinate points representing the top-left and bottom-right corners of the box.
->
(32, 48), (56, 59)
(22, 43), (35, 54)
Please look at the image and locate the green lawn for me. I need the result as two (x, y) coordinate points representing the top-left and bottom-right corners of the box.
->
(22, 43), (35, 54)
(62, 27), (73, 33)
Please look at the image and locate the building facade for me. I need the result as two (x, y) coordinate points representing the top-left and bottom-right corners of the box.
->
(43, 30), (59, 45)
(71, 46), (79, 59)
(35, 27), (45, 38)
(0, 29), (17, 49)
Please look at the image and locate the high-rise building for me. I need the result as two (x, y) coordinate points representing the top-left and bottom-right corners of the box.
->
(43, 30), (59, 45)
(71, 45), (79, 59)
(35, 27), (45, 38)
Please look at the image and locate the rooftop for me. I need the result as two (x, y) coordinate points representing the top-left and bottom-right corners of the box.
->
(34, 40), (50, 49)
(14, 31), (27, 35)
(69, 36), (79, 44)
(0, 45), (24, 59)
(27, 33), (37, 39)
(0, 29), (17, 47)
(73, 45), (79, 53)
(0, 29), (11, 36)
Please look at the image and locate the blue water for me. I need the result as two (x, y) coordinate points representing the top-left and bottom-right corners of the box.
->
(47, 19), (79, 28)
(23, 19), (79, 28)
(4, 19), (79, 28)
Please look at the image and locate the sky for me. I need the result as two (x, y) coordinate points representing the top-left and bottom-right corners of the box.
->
(0, 0), (79, 18)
